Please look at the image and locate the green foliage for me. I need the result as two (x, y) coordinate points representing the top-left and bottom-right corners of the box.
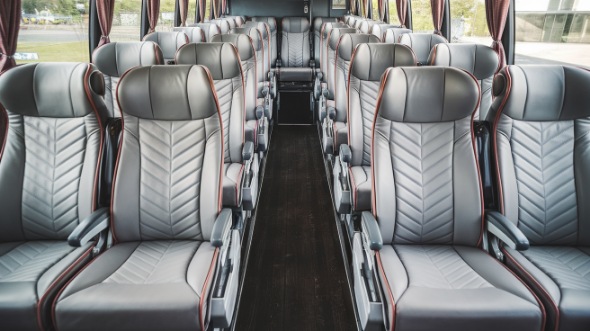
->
(450, 0), (489, 37)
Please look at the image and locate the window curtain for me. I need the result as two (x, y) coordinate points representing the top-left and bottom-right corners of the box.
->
(178, 0), (188, 26)
(396, 0), (407, 27)
(97, 0), (116, 47)
(378, 0), (387, 22)
(196, 0), (204, 23)
(212, 0), (219, 19)
(361, 0), (368, 17)
(0, 0), (21, 73)
(221, 0), (227, 16)
(147, 0), (160, 33)
(430, 0), (444, 35)
(486, 0), (510, 70)
(349, 0), (357, 15)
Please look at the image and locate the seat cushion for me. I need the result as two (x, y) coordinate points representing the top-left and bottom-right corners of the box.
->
(504, 246), (590, 331)
(223, 163), (244, 207)
(349, 165), (371, 211)
(55, 241), (216, 331)
(0, 241), (93, 331)
(378, 245), (543, 331)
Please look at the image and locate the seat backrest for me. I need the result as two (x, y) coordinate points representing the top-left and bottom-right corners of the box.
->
(176, 43), (245, 164)
(383, 27), (412, 44)
(373, 66), (482, 246)
(251, 16), (278, 67)
(370, 23), (396, 41)
(327, 28), (356, 97)
(112, 65), (223, 242)
(188, 23), (221, 42)
(354, 18), (366, 30)
(334, 34), (380, 123)
(212, 18), (231, 34)
(0, 63), (108, 242)
(313, 17), (338, 64)
(320, 22), (347, 76)
(231, 27), (265, 90)
(225, 17), (236, 29)
(347, 16), (357, 28)
(281, 17), (311, 67)
(93, 41), (163, 118)
(359, 20), (379, 34)
(488, 65), (590, 246)
(143, 31), (189, 64)
(429, 43), (499, 120)
(172, 23), (207, 43)
(399, 33), (447, 65)
(244, 21), (271, 78)
(348, 43), (416, 167)
(212, 33), (258, 122)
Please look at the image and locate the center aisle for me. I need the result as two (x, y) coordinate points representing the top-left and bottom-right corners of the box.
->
(234, 126), (356, 331)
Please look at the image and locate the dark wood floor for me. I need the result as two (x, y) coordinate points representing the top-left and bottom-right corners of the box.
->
(234, 125), (356, 331)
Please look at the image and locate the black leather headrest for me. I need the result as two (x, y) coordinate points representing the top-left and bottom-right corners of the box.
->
(377, 67), (480, 123)
(244, 21), (269, 39)
(211, 34), (255, 62)
(337, 34), (381, 61)
(117, 65), (218, 121)
(251, 17), (277, 31)
(351, 43), (417, 81)
(282, 17), (310, 33)
(93, 41), (163, 77)
(493, 65), (590, 121)
(0, 63), (105, 118)
(230, 27), (262, 51)
(383, 27), (412, 43)
(143, 31), (189, 60)
(175, 42), (242, 80)
(322, 22), (347, 39)
(178, 25), (211, 42)
(429, 43), (498, 80)
(329, 28), (357, 50)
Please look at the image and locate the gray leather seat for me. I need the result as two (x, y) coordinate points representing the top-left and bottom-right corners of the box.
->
(354, 18), (367, 30)
(244, 21), (272, 80)
(0, 62), (109, 331)
(92, 41), (163, 118)
(225, 17), (236, 30)
(54, 65), (240, 331)
(187, 23), (220, 42)
(326, 28), (357, 100)
(345, 44), (416, 211)
(352, 66), (544, 331)
(212, 18), (231, 34)
(173, 23), (207, 43)
(313, 17), (338, 65)
(346, 15), (357, 28)
(429, 43), (499, 120)
(398, 32), (447, 65)
(251, 17), (278, 67)
(383, 27), (412, 43)
(176, 43), (249, 209)
(319, 22), (346, 81)
(231, 27), (272, 104)
(488, 65), (590, 331)
(280, 17), (311, 67)
(370, 23), (397, 41)
(143, 31), (189, 64)
(359, 20), (379, 34)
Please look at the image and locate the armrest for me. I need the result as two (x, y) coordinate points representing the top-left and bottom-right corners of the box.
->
(361, 212), (383, 251)
(486, 211), (529, 251)
(339, 144), (352, 163)
(242, 141), (254, 162)
(255, 103), (264, 120)
(211, 209), (233, 247)
(327, 106), (336, 120)
(68, 207), (109, 247)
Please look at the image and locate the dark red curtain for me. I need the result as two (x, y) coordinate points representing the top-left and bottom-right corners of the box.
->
(431, 0), (444, 35)
(361, 0), (368, 17)
(196, 0), (204, 23)
(179, 0), (189, 25)
(97, 0), (115, 47)
(378, 0), (387, 21)
(221, 0), (227, 16)
(147, 0), (160, 33)
(0, 0), (21, 73)
(486, 0), (510, 70)
(349, 0), (356, 15)
(396, 0), (407, 27)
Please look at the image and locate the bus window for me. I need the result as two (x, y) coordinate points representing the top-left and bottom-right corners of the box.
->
(16, 0), (90, 64)
(156, 0), (176, 32)
(411, 0), (433, 32)
(372, 0), (380, 20)
(389, 0), (400, 26)
(450, 0), (493, 44)
(187, 0), (197, 25)
(515, 0), (590, 68)
(111, 0), (142, 41)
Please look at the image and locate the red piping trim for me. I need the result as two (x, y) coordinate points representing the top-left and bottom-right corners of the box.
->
(0, 104), (8, 163)
(199, 248), (220, 331)
(376, 251), (396, 331)
(492, 67), (512, 214)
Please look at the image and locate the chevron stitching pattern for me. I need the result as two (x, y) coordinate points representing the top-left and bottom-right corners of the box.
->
(511, 120), (578, 245)
(396, 245), (492, 289)
(104, 241), (202, 284)
(22, 116), (89, 240)
(139, 120), (206, 240)
(287, 33), (304, 67)
(391, 122), (455, 244)
(522, 247), (590, 290)
(214, 78), (235, 163)
(359, 81), (381, 166)
(0, 241), (74, 281)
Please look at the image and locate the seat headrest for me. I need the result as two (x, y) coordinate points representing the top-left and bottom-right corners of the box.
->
(143, 31), (189, 60)
(322, 22), (347, 39)
(377, 67), (480, 123)
(212, 19), (231, 34)
(0, 63), (105, 118)
(282, 17), (310, 33)
(337, 34), (381, 61)
(117, 65), (218, 121)
(351, 43), (417, 81)
(176, 42), (242, 80)
(211, 33), (255, 62)
(429, 43), (498, 80)
(251, 17), (277, 31)
(399, 33), (448, 63)
(230, 27), (263, 51)
(359, 20), (378, 34)
(329, 28), (357, 50)
(354, 19), (366, 29)
(491, 65), (590, 121)
(173, 24), (207, 43)
(383, 27), (412, 43)
(244, 21), (269, 39)
(370, 24), (396, 40)
(93, 41), (163, 77)
(314, 17), (337, 31)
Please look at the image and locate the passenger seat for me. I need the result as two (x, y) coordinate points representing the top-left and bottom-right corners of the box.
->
(398, 32), (447, 65)
(280, 17), (312, 68)
(251, 17), (278, 68)
(187, 23), (220, 42)
(212, 18), (231, 34)
(142, 31), (189, 64)
(383, 27), (412, 43)
(370, 23), (396, 41)
(313, 17), (338, 65)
